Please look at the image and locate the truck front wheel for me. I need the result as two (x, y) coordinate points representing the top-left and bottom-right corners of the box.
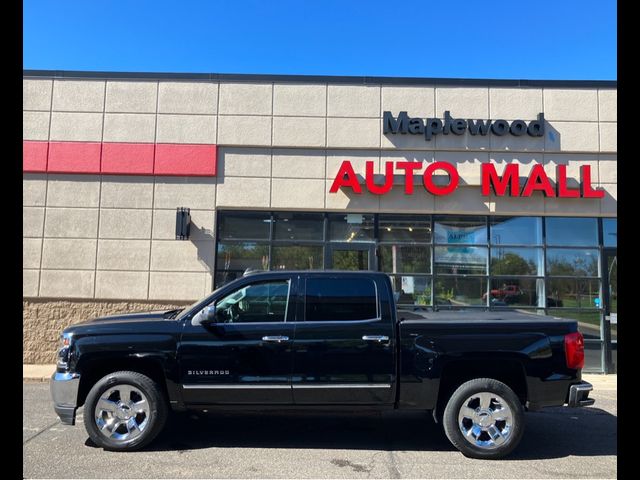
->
(442, 378), (524, 459)
(83, 371), (168, 451)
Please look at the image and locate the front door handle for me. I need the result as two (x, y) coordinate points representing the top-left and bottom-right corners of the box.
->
(262, 336), (290, 343)
(362, 335), (390, 343)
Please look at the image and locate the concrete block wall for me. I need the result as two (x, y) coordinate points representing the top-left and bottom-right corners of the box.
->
(23, 75), (617, 305)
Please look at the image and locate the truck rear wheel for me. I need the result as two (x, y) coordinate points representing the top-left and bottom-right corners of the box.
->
(83, 371), (168, 451)
(442, 378), (524, 459)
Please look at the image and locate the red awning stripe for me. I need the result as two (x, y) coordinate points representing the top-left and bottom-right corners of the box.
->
(23, 140), (217, 176)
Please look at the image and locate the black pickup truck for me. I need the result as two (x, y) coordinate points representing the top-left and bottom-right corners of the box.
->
(51, 270), (594, 459)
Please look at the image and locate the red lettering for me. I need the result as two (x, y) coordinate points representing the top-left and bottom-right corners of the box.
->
(556, 165), (580, 198)
(366, 161), (393, 195)
(521, 165), (555, 197)
(581, 165), (605, 198)
(423, 161), (459, 195)
(396, 162), (422, 194)
(481, 163), (520, 196)
(329, 160), (362, 194)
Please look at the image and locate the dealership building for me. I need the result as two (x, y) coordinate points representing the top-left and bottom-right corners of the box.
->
(23, 70), (617, 372)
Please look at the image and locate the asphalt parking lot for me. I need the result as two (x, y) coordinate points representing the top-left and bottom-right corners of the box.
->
(24, 381), (616, 479)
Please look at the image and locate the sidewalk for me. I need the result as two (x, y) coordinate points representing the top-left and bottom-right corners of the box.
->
(23, 364), (618, 391)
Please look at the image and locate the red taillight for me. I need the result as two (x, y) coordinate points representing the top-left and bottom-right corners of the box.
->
(564, 331), (585, 369)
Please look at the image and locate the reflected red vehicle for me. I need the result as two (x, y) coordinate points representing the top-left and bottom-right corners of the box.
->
(483, 284), (523, 301)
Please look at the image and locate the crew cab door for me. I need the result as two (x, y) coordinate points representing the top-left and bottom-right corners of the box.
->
(178, 274), (297, 404)
(291, 274), (396, 404)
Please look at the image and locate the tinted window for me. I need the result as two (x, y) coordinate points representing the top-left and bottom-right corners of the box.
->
(219, 212), (271, 240)
(603, 218), (617, 247)
(434, 216), (487, 245)
(379, 215), (432, 242)
(490, 217), (542, 245)
(546, 217), (598, 246)
(215, 280), (290, 323)
(328, 214), (375, 242)
(273, 212), (324, 241)
(306, 277), (377, 321)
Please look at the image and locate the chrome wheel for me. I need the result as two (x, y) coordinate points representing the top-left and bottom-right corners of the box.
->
(94, 384), (150, 442)
(457, 392), (513, 450)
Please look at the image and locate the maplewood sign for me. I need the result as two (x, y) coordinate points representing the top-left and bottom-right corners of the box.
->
(328, 111), (604, 199)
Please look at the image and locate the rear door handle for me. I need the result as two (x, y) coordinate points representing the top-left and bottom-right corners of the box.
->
(262, 336), (290, 343)
(362, 335), (390, 343)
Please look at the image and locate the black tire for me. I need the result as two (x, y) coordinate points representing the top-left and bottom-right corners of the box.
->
(442, 378), (524, 459)
(83, 371), (168, 451)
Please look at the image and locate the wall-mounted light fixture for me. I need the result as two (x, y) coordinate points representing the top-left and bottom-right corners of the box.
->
(175, 207), (191, 240)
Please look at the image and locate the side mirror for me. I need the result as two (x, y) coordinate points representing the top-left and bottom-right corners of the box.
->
(192, 305), (217, 326)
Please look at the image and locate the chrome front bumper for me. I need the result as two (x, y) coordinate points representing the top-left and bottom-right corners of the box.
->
(567, 381), (595, 407)
(50, 371), (81, 425)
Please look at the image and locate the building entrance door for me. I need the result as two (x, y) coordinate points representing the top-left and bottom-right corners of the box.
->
(327, 244), (375, 270)
(603, 249), (617, 373)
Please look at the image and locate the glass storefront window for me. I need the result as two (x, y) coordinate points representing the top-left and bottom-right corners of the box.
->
(435, 276), (487, 306)
(491, 247), (543, 276)
(216, 242), (270, 285)
(434, 216), (487, 245)
(603, 218), (617, 247)
(273, 212), (324, 241)
(434, 246), (488, 274)
(545, 217), (598, 246)
(380, 245), (431, 274)
(328, 213), (375, 242)
(271, 245), (323, 270)
(547, 248), (599, 276)
(379, 214), (432, 243)
(488, 277), (544, 307)
(388, 275), (432, 306)
(219, 212), (271, 240)
(547, 278), (601, 309)
(490, 216), (542, 245)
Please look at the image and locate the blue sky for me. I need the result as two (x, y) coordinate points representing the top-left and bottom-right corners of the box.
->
(23, 0), (616, 79)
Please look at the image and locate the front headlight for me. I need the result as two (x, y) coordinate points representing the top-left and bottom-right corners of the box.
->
(56, 332), (73, 369)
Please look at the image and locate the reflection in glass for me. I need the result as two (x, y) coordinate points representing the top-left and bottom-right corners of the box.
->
(546, 217), (598, 246)
(491, 247), (543, 276)
(379, 215), (432, 243)
(547, 249), (599, 276)
(389, 275), (432, 306)
(434, 216), (487, 245)
(271, 245), (323, 270)
(548, 310), (602, 341)
(603, 218), (617, 247)
(488, 278), (544, 307)
(547, 278), (601, 309)
(216, 242), (269, 286)
(380, 245), (431, 274)
(490, 216), (542, 245)
(328, 214), (375, 242)
(332, 249), (369, 270)
(273, 212), (324, 241)
(434, 246), (487, 274)
(218, 212), (271, 240)
(434, 276), (487, 306)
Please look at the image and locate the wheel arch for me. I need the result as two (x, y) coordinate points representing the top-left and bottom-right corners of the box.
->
(77, 357), (170, 408)
(432, 358), (528, 423)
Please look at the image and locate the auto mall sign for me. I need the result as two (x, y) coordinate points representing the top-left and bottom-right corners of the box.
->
(328, 161), (604, 198)
(329, 110), (604, 199)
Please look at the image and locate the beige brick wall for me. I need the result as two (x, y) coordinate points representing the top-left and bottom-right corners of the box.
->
(23, 299), (191, 363)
